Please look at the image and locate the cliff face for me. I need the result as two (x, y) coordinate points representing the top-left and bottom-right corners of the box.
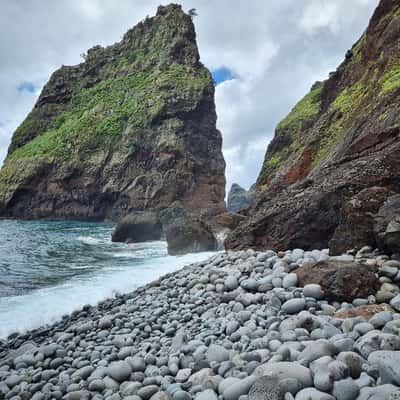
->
(227, 183), (255, 213)
(226, 0), (400, 253)
(0, 4), (226, 220)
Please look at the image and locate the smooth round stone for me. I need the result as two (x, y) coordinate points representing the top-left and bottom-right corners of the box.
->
(195, 389), (218, 400)
(226, 321), (240, 336)
(291, 249), (305, 263)
(248, 376), (284, 400)
(369, 311), (393, 328)
(295, 388), (334, 400)
(281, 299), (306, 314)
(207, 345), (230, 363)
(336, 352), (363, 379)
(120, 382), (143, 396)
(283, 274), (298, 289)
(332, 378), (359, 400)
(241, 279), (259, 292)
(129, 356), (145, 372)
(303, 284), (324, 300)
(175, 369), (192, 383)
(225, 277), (239, 291)
(138, 385), (160, 400)
(107, 361), (132, 382)
(254, 362), (312, 387)
(390, 295), (400, 312)
(219, 378), (241, 395)
(173, 391), (192, 400)
(354, 322), (374, 335)
(64, 391), (91, 400)
(380, 266), (399, 278)
(98, 316), (112, 329)
(352, 298), (369, 307)
(368, 351), (400, 385)
(223, 376), (257, 400)
(357, 385), (400, 400)
(279, 378), (302, 396)
(272, 278), (283, 288)
(89, 379), (106, 392)
(298, 342), (337, 365)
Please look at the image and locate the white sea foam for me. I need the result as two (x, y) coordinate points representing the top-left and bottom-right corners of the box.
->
(0, 247), (215, 338)
(78, 235), (108, 245)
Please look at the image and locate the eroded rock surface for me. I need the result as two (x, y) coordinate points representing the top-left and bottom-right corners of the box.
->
(226, 0), (400, 254)
(0, 4), (226, 221)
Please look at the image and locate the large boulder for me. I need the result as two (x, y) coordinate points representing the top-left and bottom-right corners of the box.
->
(112, 211), (163, 243)
(296, 260), (379, 302)
(163, 215), (217, 255)
(374, 194), (400, 255)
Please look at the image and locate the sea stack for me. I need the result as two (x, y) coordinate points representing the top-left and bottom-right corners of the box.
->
(226, 0), (400, 254)
(0, 4), (226, 221)
(227, 183), (255, 213)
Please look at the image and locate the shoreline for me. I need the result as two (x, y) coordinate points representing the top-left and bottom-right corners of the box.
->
(1, 248), (400, 399)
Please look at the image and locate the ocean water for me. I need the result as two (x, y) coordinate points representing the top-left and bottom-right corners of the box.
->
(0, 220), (215, 338)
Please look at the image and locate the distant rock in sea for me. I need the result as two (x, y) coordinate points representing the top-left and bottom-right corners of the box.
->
(227, 183), (255, 213)
(0, 4), (226, 222)
(226, 0), (400, 255)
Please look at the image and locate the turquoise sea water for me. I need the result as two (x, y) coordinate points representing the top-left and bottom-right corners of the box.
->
(0, 220), (215, 338)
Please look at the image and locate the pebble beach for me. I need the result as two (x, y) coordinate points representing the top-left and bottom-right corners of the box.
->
(1, 248), (400, 400)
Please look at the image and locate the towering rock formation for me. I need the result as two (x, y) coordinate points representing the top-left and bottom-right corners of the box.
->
(0, 4), (226, 220)
(227, 183), (255, 213)
(226, 0), (400, 254)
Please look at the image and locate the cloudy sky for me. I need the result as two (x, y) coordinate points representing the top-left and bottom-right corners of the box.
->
(0, 0), (379, 191)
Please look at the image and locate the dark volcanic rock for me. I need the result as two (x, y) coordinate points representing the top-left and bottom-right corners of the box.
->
(227, 183), (255, 213)
(374, 194), (400, 254)
(0, 4), (226, 221)
(164, 216), (217, 255)
(111, 211), (163, 243)
(329, 187), (395, 255)
(296, 260), (379, 302)
(226, 0), (400, 253)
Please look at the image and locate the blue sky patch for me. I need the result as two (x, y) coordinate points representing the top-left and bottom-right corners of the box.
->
(211, 67), (236, 85)
(17, 81), (36, 93)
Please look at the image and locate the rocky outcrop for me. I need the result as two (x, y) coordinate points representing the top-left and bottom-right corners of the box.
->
(375, 194), (400, 254)
(296, 260), (379, 302)
(111, 203), (219, 254)
(227, 183), (255, 213)
(163, 215), (217, 255)
(226, 0), (400, 253)
(111, 211), (163, 243)
(0, 4), (225, 221)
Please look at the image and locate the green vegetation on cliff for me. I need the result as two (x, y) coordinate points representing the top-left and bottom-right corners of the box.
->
(277, 82), (323, 133)
(265, 82), (323, 170)
(381, 63), (400, 94)
(6, 65), (209, 163)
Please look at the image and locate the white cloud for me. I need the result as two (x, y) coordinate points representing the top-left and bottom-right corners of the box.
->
(0, 0), (379, 192)
(299, 2), (339, 35)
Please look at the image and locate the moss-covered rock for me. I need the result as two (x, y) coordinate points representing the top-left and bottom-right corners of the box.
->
(226, 0), (400, 253)
(0, 4), (226, 220)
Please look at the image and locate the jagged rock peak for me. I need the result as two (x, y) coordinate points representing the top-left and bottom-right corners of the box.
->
(227, 183), (255, 213)
(0, 3), (226, 221)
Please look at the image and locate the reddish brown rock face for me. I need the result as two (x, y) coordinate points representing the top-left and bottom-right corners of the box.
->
(335, 304), (392, 319)
(226, 0), (400, 253)
(282, 147), (314, 186)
